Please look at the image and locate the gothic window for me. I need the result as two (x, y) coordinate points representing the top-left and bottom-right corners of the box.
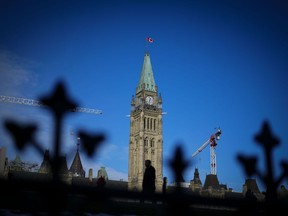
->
(147, 118), (150, 130)
(144, 117), (146, 129)
(144, 138), (148, 147)
(150, 118), (152, 130)
(133, 149), (137, 174)
(146, 118), (149, 130)
(137, 118), (140, 133)
(154, 119), (156, 130)
(151, 139), (155, 147)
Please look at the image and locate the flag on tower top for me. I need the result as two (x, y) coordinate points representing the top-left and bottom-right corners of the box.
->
(146, 37), (153, 43)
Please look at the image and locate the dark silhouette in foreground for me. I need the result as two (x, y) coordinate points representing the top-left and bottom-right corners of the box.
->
(142, 159), (156, 203)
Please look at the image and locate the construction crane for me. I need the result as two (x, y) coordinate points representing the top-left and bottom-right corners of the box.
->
(0, 95), (102, 115)
(192, 128), (222, 175)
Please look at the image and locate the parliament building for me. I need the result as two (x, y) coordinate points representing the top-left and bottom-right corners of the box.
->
(0, 52), (276, 201)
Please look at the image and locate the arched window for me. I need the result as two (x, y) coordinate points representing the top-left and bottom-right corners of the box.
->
(151, 139), (155, 147)
(144, 138), (148, 147)
(147, 118), (149, 129)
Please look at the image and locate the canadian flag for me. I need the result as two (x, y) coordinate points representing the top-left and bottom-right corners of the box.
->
(146, 37), (153, 43)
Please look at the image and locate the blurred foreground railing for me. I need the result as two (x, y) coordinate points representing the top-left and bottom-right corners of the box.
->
(1, 80), (288, 215)
(1, 176), (287, 216)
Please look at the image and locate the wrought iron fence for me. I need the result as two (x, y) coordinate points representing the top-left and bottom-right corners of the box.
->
(0, 81), (287, 215)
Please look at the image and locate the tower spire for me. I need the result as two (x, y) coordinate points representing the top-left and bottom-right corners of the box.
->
(69, 137), (85, 177)
(136, 52), (157, 94)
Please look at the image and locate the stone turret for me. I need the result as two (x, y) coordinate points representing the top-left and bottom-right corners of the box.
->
(203, 174), (220, 190)
(38, 150), (52, 174)
(202, 174), (227, 198)
(97, 166), (108, 181)
(190, 168), (202, 193)
(69, 150), (85, 177)
(242, 178), (265, 200)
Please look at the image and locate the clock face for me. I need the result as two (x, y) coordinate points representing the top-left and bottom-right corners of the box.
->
(146, 96), (153, 105)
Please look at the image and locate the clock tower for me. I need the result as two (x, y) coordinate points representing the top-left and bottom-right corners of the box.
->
(128, 52), (163, 192)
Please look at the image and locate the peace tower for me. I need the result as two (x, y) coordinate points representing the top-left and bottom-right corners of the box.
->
(128, 52), (163, 192)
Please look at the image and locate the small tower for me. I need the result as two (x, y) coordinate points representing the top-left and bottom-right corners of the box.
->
(203, 174), (220, 190)
(69, 138), (85, 177)
(190, 168), (202, 192)
(128, 52), (163, 192)
(242, 178), (260, 194)
(242, 178), (265, 200)
(97, 166), (108, 181)
(38, 149), (52, 174)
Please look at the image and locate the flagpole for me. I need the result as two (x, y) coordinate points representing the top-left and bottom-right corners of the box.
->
(145, 37), (153, 53)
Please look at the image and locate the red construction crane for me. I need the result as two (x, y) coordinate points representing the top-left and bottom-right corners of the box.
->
(192, 128), (222, 175)
(0, 95), (102, 115)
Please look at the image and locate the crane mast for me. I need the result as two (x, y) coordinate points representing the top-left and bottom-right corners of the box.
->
(192, 128), (222, 175)
(0, 95), (102, 115)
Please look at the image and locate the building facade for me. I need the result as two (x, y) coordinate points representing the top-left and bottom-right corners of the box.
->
(128, 52), (163, 192)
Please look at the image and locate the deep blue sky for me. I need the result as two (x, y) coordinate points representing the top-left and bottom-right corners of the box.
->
(0, 0), (287, 192)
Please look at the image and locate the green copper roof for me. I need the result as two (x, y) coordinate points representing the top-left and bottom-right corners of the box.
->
(136, 52), (156, 93)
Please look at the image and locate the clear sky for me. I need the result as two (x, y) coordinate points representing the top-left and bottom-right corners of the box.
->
(0, 0), (287, 192)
